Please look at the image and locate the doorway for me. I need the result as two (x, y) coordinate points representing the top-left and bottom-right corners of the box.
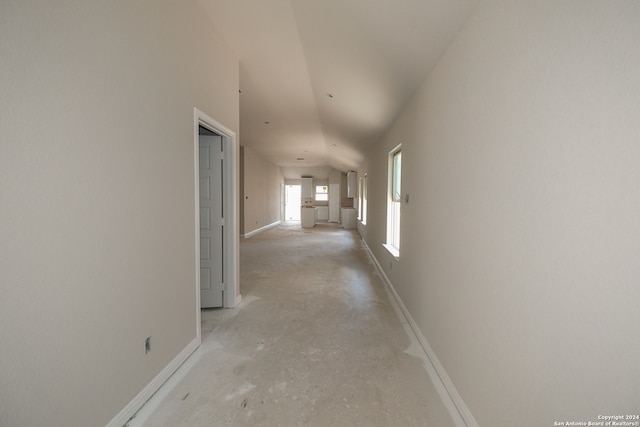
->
(198, 127), (224, 308)
(194, 108), (239, 337)
(285, 185), (301, 221)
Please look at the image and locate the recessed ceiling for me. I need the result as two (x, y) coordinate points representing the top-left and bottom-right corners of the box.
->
(197, 0), (478, 179)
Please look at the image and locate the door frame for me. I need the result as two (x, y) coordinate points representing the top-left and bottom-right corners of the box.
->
(193, 108), (240, 337)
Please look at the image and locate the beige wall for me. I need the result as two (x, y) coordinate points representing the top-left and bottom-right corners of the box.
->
(359, 0), (640, 425)
(0, 1), (238, 426)
(241, 146), (284, 235)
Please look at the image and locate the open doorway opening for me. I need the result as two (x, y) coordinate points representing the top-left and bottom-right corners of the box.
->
(285, 185), (301, 221)
(194, 108), (239, 340)
(198, 126), (224, 308)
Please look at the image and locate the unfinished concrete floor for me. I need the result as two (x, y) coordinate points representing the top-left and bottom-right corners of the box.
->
(132, 222), (456, 426)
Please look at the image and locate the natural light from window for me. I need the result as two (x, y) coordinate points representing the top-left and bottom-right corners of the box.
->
(385, 146), (401, 257)
(315, 185), (328, 201)
(360, 174), (368, 225)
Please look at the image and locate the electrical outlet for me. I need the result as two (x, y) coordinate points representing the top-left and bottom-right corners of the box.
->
(145, 337), (151, 354)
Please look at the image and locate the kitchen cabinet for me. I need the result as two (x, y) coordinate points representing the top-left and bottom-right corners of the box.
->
(301, 207), (316, 228)
(316, 206), (329, 221)
(347, 172), (357, 198)
(301, 178), (313, 198)
(341, 208), (356, 229)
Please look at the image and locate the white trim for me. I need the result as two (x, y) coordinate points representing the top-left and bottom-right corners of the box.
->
(360, 238), (479, 427)
(382, 243), (400, 260)
(242, 221), (281, 239)
(194, 108), (240, 311)
(386, 144), (402, 254)
(231, 293), (242, 308)
(106, 337), (200, 427)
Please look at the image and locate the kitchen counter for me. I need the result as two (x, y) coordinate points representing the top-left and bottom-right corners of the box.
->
(301, 206), (316, 228)
(341, 207), (356, 229)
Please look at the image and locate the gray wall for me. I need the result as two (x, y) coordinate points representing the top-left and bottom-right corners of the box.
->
(0, 1), (239, 425)
(241, 146), (284, 235)
(359, 0), (640, 425)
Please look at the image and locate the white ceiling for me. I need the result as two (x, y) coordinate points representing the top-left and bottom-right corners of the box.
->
(198, 0), (478, 179)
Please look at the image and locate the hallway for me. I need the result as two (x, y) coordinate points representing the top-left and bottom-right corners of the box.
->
(133, 223), (456, 426)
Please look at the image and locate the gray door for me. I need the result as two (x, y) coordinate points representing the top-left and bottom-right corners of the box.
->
(199, 131), (224, 308)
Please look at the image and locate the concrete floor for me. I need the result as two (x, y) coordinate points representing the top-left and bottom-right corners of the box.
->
(131, 222), (456, 426)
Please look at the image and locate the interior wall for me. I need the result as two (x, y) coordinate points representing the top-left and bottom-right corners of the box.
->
(359, 0), (640, 425)
(241, 146), (284, 235)
(280, 165), (333, 180)
(0, 1), (239, 426)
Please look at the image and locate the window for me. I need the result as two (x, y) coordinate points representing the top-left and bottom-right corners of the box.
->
(315, 185), (328, 201)
(359, 174), (368, 224)
(357, 178), (363, 220)
(385, 146), (401, 257)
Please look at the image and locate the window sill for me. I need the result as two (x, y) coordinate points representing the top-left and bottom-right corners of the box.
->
(383, 243), (400, 260)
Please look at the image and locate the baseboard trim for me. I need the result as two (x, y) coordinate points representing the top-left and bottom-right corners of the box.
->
(106, 336), (201, 427)
(360, 238), (479, 427)
(242, 221), (280, 239)
(231, 293), (242, 308)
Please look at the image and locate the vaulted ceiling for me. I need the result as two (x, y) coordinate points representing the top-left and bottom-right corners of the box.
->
(198, 0), (478, 179)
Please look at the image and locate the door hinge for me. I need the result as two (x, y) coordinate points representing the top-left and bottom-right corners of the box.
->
(218, 152), (224, 160)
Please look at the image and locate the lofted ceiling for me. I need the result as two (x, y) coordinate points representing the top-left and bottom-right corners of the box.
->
(197, 0), (478, 179)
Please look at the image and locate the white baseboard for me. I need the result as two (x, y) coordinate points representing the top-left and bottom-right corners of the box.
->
(360, 238), (479, 427)
(231, 293), (242, 308)
(242, 221), (280, 239)
(106, 337), (201, 427)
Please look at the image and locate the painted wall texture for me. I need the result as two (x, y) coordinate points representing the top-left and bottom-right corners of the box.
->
(359, 0), (640, 425)
(241, 146), (284, 235)
(0, 1), (238, 425)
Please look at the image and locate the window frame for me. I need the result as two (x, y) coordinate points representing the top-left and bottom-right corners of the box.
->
(314, 185), (328, 201)
(384, 145), (401, 258)
(357, 177), (363, 220)
(360, 173), (368, 225)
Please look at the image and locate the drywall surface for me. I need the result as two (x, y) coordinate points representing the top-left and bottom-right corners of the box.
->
(0, 1), (238, 426)
(241, 146), (284, 235)
(360, 0), (640, 425)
